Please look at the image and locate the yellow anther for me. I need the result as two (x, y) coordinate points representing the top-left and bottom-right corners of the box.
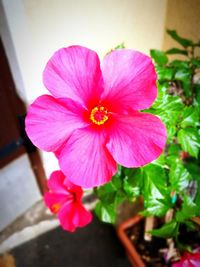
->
(90, 105), (109, 125)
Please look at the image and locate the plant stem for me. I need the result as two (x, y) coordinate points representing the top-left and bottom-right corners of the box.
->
(144, 216), (154, 241)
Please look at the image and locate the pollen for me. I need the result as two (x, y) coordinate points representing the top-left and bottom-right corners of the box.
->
(90, 105), (109, 125)
(51, 203), (61, 213)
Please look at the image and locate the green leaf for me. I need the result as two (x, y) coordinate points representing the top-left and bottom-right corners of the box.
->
(169, 161), (191, 193)
(184, 220), (197, 230)
(166, 144), (181, 166)
(141, 199), (170, 217)
(106, 43), (125, 55)
(94, 165), (127, 209)
(176, 195), (198, 222)
(194, 184), (200, 215)
(191, 58), (200, 68)
(150, 83), (167, 109)
(114, 43), (125, 49)
(112, 165), (123, 189)
(185, 162), (200, 181)
(142, 164), (171, 216)
(168, 144), (181, 155)
(123, 168), (143, 200)
(150, 49), (168, 66)
(180, 106), (200, 128)
(174, 68), (192, 96)
(97, 191), (116, 205)
(95, 182), (115, 197)
(143, 164), (167, 195)
(170, 60), (189, 69)
(152, 84), (183, 111)
(166, 48), (188, 56)
(167, 30), (193, 47)
(154, 112), (177, 143)
(152, 154), (166, 167)
(177, 128), (200, 158)
(194, 87), (200, 115)
(150, 220), (178, 238)
(95, 181), (116, 204)
(95, 202), (116, 224)
(114, 190), (126, 206)
(95, 165), (124, 203)
(187, 163), (200, 213)
(160, 97), (183, 112)
(174, 68), (191, 80)
(150, 85), (184, 142)
(156, 66), (174, 81)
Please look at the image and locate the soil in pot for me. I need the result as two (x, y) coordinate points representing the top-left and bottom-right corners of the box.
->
(125, 217), (200, 267)
(125, 218), (167, 267)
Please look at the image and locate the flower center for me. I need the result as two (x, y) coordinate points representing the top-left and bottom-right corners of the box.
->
(90, 105), (109, 125)
(51, 203), (61, 214)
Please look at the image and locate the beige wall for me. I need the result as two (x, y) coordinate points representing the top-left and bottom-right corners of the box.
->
(163, 0), (200, 51)
(23, 0), (167, 57)
(1, 0), (167, 103)
(22, 0), (167, 102)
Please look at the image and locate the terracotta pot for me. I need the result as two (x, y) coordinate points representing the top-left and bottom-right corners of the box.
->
(192, 217), (200, 225)
(117, 215), (146, 267)
(117, 214), (200, 267)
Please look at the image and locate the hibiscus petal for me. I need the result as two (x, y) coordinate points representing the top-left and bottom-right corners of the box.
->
(25, 95), (88, 152)
(190, 259), (200, 267)
(171, 262), (183, 267)
(101, 49), (157, 111)
(47, 171), (66, 194)
(43, 46), (103, 108)
(72, 203), (93, 228)
(64, 178), (83, 201)
(44, 192), (67, 212)
(59, 127), (117, 188)
(58, 204), (76, 232)
(106, 112), (166, 167)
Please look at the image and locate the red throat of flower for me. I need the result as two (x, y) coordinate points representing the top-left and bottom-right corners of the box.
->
(90, 105), (109, 125)
(51, 203), (61, 214)
(51, 194), (75, 214)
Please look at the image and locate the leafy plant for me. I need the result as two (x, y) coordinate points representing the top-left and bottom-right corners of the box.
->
(94, 30), (200, 259)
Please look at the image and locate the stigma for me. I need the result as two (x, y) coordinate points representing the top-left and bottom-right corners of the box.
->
(90, 105), (109, 125)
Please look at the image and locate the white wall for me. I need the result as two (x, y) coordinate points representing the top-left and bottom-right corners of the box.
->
(1, 0), (167, 176)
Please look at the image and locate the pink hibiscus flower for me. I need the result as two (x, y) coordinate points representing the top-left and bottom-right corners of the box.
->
(26, 46), (166, 188)
(44, 170), (92, 232)
(172, 251), (200, 267)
